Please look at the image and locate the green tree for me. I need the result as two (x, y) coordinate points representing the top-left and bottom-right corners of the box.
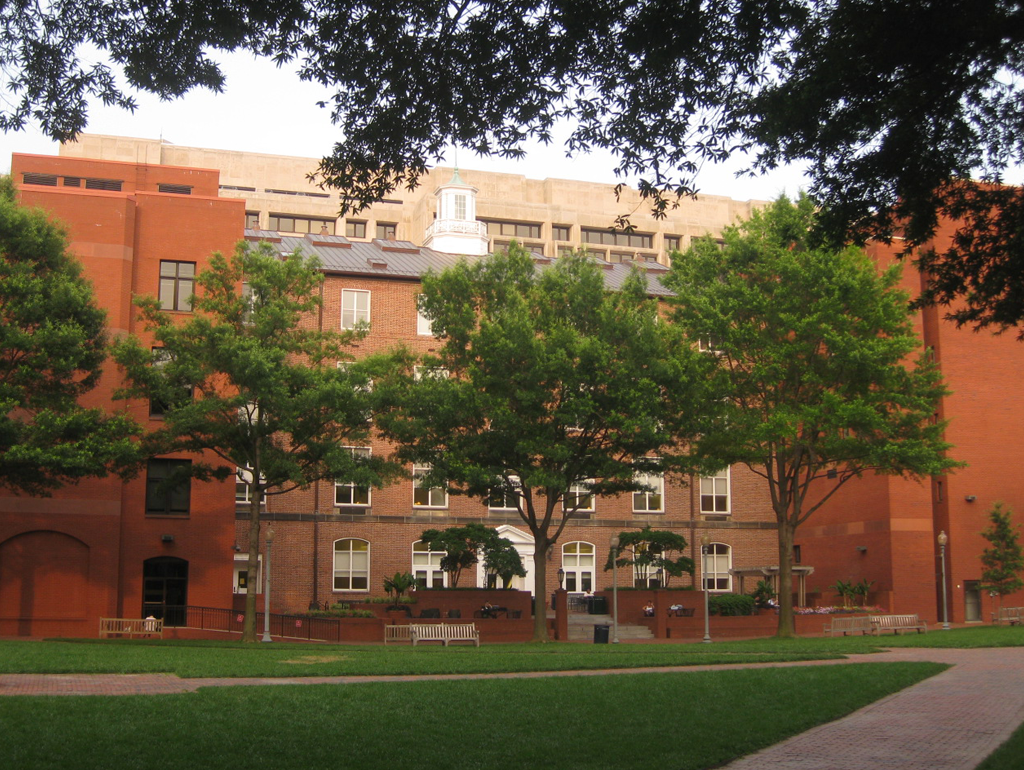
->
(0, 177), (138, 494)
(418, 523), (525, 589)
(605, 526), (694, 588)
(980, 502), (1024, 608)
(113, 241), (400, 641)
(663, 196), (960, 638)
(377, 244), (708, 640)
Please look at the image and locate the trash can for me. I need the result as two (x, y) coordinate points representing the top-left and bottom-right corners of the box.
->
(588, 596), (608, 614)
(593, 624), (610, 644)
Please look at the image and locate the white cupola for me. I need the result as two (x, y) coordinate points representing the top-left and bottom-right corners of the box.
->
(422, 168), (490, 256)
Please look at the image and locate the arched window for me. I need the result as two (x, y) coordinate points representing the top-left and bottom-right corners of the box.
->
(412, 540), (446, 589)
(561, 541), (596, 593)
(333, 538), (369, 592)
(702, 543), (732, 592)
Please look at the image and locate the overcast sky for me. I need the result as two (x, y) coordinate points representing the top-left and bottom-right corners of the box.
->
(0, 52), (808, 202)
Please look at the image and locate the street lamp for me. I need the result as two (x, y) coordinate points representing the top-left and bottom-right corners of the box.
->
(938, 530), (950, 631)
(261, 527), (275, 643)
(701, 533), (712, 643)
(557, 567), (565, 589)
(610, 535), (620, 644)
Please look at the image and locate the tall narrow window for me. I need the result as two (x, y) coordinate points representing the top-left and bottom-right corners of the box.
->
(564, 481), (595, 512)
(159, 261), (195, 311)
(416, 294), (433, 336)
(700, 470), (730, 514)
(561, 542), (595, 593)
(702, 543), (732, 591)
(333, 539), (370, 591)
(454, 194), (467, 220)
(335, 448), (372, 507)
(412, 540), (447, 588)
(341, 289), (370, 329)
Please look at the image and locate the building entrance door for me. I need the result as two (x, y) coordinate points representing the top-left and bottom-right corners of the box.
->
(964, 580), (982, 622)
(142, 557), (189, 626)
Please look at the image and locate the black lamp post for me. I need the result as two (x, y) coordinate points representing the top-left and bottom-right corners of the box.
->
(557, 567), (565, 589)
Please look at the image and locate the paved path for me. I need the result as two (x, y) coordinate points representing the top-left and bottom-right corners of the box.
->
(2, 647), (1023, 769)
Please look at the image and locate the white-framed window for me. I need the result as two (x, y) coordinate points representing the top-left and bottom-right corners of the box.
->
(700, 469), (730, 514)
(235, 466), (265, 506)
(413, 464), (447, 508)
(698, 337), (722, 354)
(562, 541), (595, 593)
(488, 476), (522, 511)
(702, 542), (732, 592)
(341, 289), (370, 329)
(454, 194), (467, 220)
(412, 540), (447, 588)
(416, 294), (433, 336)
(564, 481), (595, 512)
(414, 365), (449, 380)
(335, 448), (372, 507)
(633, 470), (664, 513)
(333, 538), (370, 591)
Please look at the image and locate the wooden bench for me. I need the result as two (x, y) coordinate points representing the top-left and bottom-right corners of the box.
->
(384, 625), (413, 645)
(410, 623), (480, 647)
(823, 615), (874, 636)
(870, 614), (928, 635)
(99, 617), (164, 639)
(991, 606), (1023, 625)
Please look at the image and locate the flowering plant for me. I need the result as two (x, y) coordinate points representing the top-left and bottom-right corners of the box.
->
(794, 605), (885, 615)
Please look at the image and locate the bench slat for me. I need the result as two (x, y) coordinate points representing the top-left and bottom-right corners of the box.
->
(410, 623), (480, 647)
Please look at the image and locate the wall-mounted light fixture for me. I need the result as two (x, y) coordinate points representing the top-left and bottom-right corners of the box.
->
(161, 534), (175, 543)
(965, 495), (977, 502)
(855, 545), (868, 553)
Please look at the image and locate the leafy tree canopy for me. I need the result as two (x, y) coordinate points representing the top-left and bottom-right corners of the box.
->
(663, 195), (960, 636)
(0, 177), (138, 494)
(418, 523), (524, 589)
(605, 526), (694, 588)
(113, 240), (401, 640)
(376, 244), (710, 639)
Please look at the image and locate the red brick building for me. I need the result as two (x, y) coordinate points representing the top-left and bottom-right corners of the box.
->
(6, 147), (1017, 637)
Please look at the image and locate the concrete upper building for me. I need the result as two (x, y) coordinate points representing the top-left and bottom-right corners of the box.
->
(59, 134), (765, 264)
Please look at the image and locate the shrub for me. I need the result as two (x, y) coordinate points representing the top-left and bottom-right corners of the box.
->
(708, 593), (756, 616)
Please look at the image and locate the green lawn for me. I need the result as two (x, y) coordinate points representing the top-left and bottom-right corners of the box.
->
(1, 662), (945, 770)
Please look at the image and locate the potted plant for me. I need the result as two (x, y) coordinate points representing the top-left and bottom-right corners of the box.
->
(383, 572), (416, 619)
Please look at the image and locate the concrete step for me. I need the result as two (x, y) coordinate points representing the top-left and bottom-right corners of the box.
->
(567, 622), (654, 641)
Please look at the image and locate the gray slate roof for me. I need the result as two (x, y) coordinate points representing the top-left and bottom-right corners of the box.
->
(243, 230), (673, 296)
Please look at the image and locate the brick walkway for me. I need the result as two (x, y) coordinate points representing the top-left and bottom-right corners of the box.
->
(2, 647), (1022, 769)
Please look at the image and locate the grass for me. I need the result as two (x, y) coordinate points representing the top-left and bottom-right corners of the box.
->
(978, 720), (1024, 770)
(1, 662), (945, 770)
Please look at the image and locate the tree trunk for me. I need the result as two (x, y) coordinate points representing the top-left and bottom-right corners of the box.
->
(775, 519), (797, 638)
(532, 536), (551, 642)
(242, 488), (261, 642)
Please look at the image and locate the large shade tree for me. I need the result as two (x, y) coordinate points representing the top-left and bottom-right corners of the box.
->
(663, 196), (960, 637)
(374, 244), (710, 641)
(7, 2), (1024, 328)
(113, 241), (399, 641)
(0, 177), (138, 494)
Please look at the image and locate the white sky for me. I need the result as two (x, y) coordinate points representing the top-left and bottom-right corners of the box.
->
(0, 52), (808, 203)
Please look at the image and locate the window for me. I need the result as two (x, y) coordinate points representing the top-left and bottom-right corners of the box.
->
(553, 224), (571, 241)
(664, 235), (681, 253)
(482, 219), (543, 239)
(341, 289), (370, 329)
(157, 183), (192, 195)
(699, 337), (722, 354)
(148, 348), (193, 417)
(416, 295), (433, 336)
(581, 227), (653, 249)
(245, 212), (261, 229)
(702, 543), (732, 591)
(414, 365), (449, 381)
(333, 538), (369, 591)
(453, 195), (467, 220)
(159, 261), (195, 312)
(235, 467), (254, 505)
(700, 470), (730, 514)
(412, 540), (447, 588)
(345, 220), (367, 238)
(413, 464), (447, 508)
(335, 448), (372, 507)
(488, 476), (521, 511)
(376, 222), (397, 239)
(634, 543), (665, 588)
(562, 542), (595, 593)
(633, 471), (664, 513)
(146, 459), (191, 516)
(268, 214), (335, 234)
(564, 481), (595, 512)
